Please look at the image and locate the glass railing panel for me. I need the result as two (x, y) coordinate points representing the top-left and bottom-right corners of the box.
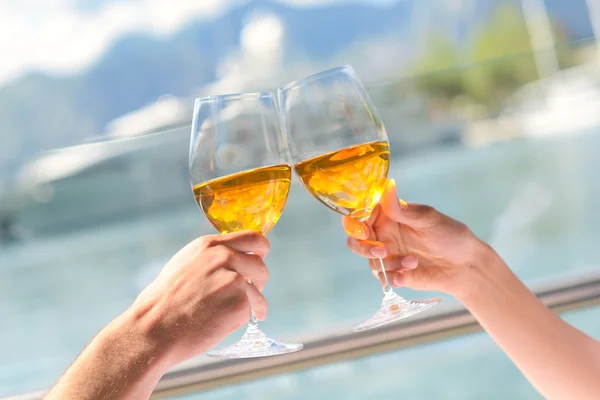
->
(173, 306), (600, 400)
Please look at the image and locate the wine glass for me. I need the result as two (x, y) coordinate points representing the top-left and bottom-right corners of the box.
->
(189, 92), (303, 357)
(277, 65), (440, 331)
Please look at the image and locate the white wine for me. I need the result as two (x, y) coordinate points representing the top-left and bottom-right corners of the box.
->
(294, 141), (389, 221)
(193, 164), (291, 234)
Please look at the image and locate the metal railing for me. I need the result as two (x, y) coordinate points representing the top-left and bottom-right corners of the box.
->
(7, 272), (600, 400)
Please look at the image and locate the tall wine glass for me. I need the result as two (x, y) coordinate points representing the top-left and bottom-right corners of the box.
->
(278, 65), (440, 331)
(189, 92), (303, 357)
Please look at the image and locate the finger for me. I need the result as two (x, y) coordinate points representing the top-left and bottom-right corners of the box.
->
(369, 260), (405, 288)
(223, 250), (269, 291)
(342, 216), (370, 240)
(378, 254), (419, 270)
(347, 237), (387, 258)
(244, 282), (268, 321)
(381, 179), (439, 229)
(368, 255), (419, 273)
(201, 230), (270, 260)
(373, 270), (405, 288)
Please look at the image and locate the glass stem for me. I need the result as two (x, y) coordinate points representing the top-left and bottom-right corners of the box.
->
(248, 314), (259, 330)
(375, 257), (394, 295)
(247, 279), (260, 333)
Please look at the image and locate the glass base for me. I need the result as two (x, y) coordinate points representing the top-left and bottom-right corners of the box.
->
(207, 325), (303, 359)
(353, 291), (441, 332)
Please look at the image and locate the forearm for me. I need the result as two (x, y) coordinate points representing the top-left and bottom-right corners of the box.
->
(457, 245), (600, 400)
(45, 309), (171, 400)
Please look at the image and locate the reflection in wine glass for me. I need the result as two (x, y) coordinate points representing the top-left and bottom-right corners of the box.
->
(190, 92), (303, 357)
(278, 65), (440, 331)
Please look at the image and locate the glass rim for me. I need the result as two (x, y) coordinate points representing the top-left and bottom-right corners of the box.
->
(194, 92), (275, 104)
(278, 64), (354, 93)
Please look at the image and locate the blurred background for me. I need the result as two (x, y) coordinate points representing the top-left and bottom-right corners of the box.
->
(1, 0), (600, 398)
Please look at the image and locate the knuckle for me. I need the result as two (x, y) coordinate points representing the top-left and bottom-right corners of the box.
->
(211, 273), (246, 303)
(233, 272), (246, 286)
(224, 271), (245, 288)
(245, 230), (269, 250)
(421, 205), (437, 217)
(242, 229), (261, 240)
(419, 205), (441, 225)
(213, 246), (236, 266)
(456, 221), (470, 235)
(215, 274), (247, 301)
(198, 235), (220, 249)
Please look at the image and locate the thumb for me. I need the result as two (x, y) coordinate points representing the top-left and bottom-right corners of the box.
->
(342, 215), (370, 240)
(380, 179), (406, 223)
(381, 179), (436, 229)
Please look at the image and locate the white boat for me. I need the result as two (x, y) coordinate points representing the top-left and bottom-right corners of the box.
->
(517, 66), (600, 137)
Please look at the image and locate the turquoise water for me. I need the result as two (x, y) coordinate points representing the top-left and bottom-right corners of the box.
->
(1, 129), (600, 397)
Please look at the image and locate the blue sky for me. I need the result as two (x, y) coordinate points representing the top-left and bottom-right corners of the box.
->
(2, 0), (586, 87)
(0, 0), (408, 86)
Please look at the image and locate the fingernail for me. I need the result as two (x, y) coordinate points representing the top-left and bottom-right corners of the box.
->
(401, 255), (418, 269)
(353, 225), (367, 240)
(371, 246), (387, 258)
(398, 199), (408, 210)
(392, 274), (403, 287)
(385, 178), (395, 192)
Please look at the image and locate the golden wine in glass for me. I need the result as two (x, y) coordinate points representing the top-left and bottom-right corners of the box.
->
(193, 164), (291, 235)
(293, 141), (389, 222)
(189, 92), (302, 357)
(278, 65), (440, 331)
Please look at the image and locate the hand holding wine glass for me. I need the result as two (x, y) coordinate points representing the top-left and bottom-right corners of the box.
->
(278, 65), (440, 331)
(189, 92), (302, 358)
(342, 178), (486, 297)
(133, 231), (272, 364)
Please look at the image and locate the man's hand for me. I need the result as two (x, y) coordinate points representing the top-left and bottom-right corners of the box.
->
(342, 178), (492, 297)
(45, 230), (270, 400)
(132, 230), (270, 365)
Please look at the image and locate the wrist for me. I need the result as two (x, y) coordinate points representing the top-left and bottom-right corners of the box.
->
(46, 303), (174, 400)
(104, 304), (176, 378)
(447, 239), (510, 303)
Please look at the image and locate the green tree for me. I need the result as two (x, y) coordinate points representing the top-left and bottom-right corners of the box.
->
(463, 3), (539, 107)
(412, 2), (575, 111)
(413, 34), (463, 99)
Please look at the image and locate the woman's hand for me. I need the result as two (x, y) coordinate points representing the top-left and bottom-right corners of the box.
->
(342, 179), (493, 297)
